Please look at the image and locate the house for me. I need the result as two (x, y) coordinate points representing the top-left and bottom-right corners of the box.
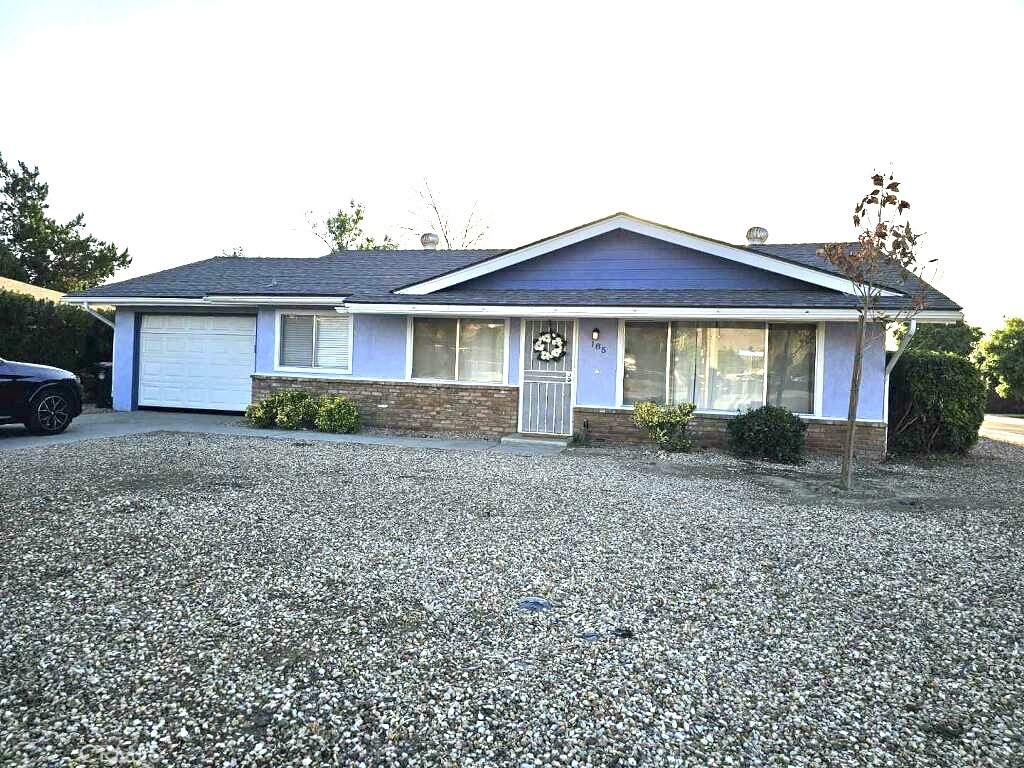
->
(0, 276), (66, 303)
(63, 213), (962, 456)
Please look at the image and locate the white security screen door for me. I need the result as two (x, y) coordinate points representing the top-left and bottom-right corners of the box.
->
(520, 319), (574, 435)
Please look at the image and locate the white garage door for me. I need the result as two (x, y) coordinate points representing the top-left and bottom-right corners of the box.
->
(138, 315), (256, 411)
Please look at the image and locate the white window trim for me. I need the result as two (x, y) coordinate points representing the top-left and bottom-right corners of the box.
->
(616, 320), (822, 417)
(405, 316), (511, 386)
(273, 308), (354, 375)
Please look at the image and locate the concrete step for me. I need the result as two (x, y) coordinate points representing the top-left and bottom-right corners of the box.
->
(500, 433), (573, 449)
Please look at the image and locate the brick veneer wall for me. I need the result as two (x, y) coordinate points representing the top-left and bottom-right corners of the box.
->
(252, 376), (519, 438)
(575, 407), (888, 459)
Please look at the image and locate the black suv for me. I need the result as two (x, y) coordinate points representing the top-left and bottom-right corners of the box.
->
(0, 358), (84, 435)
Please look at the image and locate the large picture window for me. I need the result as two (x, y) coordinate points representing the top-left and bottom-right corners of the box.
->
(279, 312), (352, 371)
(411, 318), (505, 383)
(622, 321), (815, 414)
(766, 323), (816, 414)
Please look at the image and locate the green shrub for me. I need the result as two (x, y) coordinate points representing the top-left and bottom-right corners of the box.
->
(632, 401), (696, 451)
(244, 399), (277, 427)
(727, 405), (807, 463)
(889, 351), (986, 455)
(245, 389), (316, 429)
(313, 395), (360, 433)
(273, 390), (317, 429)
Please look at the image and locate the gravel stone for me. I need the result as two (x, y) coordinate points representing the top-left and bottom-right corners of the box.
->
(1, 432), (1022, 766)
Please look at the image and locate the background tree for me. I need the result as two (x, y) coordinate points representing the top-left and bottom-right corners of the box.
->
(977, 317), (1024, 399)
(823, 172), (932, 490)
(894, 320), (983, 358)
(405, 179), (488, 249)
(307, 200), (397, 251)
(0, 152), (130, 291)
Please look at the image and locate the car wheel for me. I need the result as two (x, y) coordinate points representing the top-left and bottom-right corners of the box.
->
(26, 391), (74, 435)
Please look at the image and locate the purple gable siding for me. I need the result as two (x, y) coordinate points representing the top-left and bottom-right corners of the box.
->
(460, 229), (814, 291)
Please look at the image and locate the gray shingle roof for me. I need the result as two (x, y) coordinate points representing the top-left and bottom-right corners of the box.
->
(344, 288), (959, 312)
(66, 250), (503, 299)
(65, 238), (958, 311)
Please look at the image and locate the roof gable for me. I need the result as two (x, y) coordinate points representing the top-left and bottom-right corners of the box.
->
(455, 229), (818, 292)
(396, 213), (898, 297)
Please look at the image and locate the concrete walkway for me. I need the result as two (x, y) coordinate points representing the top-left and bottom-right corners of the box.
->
(0, 409), (565, 456)
(980, 414), (1024, 447)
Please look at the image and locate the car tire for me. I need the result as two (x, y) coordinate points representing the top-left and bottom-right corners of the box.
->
(26, 390), (75, 435)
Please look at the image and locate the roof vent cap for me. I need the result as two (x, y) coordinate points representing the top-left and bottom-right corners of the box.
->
(745, 226), (768, 245)
(420, 232), (439, 250)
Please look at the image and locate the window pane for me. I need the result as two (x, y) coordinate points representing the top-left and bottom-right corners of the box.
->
(623, 322), (668, 405)
(314, 315), (351, 369)
(280, 314), (314, 367)
(412, 318), (457, 380)
(458, 320), (504, 382)
(669, 322), (699, 405)
(705, 323), (765, 411)
(767, 324), (816, 413)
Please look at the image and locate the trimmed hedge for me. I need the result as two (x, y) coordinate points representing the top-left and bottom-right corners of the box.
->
(632, 401), (696, 452)
(0, 289), (112, 379)
(888, 351), (986, 455)
(727, 405), (807, 463)
(245, 389), (360, 434)
(314, 395), (360, 433)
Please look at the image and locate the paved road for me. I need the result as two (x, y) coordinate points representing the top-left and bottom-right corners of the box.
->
(980, 414), (1024, 446)
(0, 409), (562, 456)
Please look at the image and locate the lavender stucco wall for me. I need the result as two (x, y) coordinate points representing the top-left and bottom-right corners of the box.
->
(112, 309), (137, 411)
(507, 318), (521, 385)
(462, 229), (812, 290)
(575, 319), (618, 407)
(821, 322), (886, 421)
(254, 309), (407, 379)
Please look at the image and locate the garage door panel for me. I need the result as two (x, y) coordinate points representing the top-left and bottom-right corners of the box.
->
(138, 314), (256, 411)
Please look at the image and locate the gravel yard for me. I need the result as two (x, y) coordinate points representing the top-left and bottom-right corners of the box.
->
(1, 433), (1022, 767)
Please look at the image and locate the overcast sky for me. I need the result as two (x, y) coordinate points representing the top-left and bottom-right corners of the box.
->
(1, 0), (1020, 330)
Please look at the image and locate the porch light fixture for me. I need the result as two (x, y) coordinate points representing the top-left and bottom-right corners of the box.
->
(592, 328), (601, 341)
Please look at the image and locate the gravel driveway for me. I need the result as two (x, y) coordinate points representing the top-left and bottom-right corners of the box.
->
(1, 433), (1022, 767)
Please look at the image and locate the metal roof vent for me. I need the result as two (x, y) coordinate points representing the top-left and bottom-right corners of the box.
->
(420, 232), (439, 250)
(745, 226), (768, 245)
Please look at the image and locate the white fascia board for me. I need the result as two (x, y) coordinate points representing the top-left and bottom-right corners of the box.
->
(61, 296), (211, 306)
(395, 214), (899, 297)
(62, 295), (349, 307)
(204, 295), (349, 305)
(346, 303), (960, 322)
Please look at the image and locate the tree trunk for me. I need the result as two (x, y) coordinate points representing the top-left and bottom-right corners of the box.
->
(841, 312), (868, 490)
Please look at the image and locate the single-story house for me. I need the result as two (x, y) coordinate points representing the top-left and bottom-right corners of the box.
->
(64, 213), (962, 455)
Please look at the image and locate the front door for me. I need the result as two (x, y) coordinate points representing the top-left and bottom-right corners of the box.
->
(520, 319), (575, 435)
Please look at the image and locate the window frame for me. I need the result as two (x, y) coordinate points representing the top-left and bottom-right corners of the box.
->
(405, 316), (511, 386)
(273, 309), (354, 375)
(616, 319), (823, 416)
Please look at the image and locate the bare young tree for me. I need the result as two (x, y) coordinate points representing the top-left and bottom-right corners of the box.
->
(822, 172), (933, 490)
(404, 179), (489, 249)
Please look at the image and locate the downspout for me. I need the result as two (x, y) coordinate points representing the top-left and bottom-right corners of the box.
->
(82, 302), (115, 330)
(883, 319), (916, 422)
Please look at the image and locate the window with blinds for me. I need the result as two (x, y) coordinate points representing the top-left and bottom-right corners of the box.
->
(279, 313), (352, 371)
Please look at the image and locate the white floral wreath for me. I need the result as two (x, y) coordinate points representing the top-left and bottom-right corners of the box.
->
(533, 330), (565, 362)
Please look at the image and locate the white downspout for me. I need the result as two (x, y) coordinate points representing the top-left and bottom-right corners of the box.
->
(82, 302), (115, 330)
(883, 319), (917, 422)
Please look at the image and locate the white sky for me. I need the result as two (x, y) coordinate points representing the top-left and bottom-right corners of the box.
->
(1, 0), (1020, 330)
